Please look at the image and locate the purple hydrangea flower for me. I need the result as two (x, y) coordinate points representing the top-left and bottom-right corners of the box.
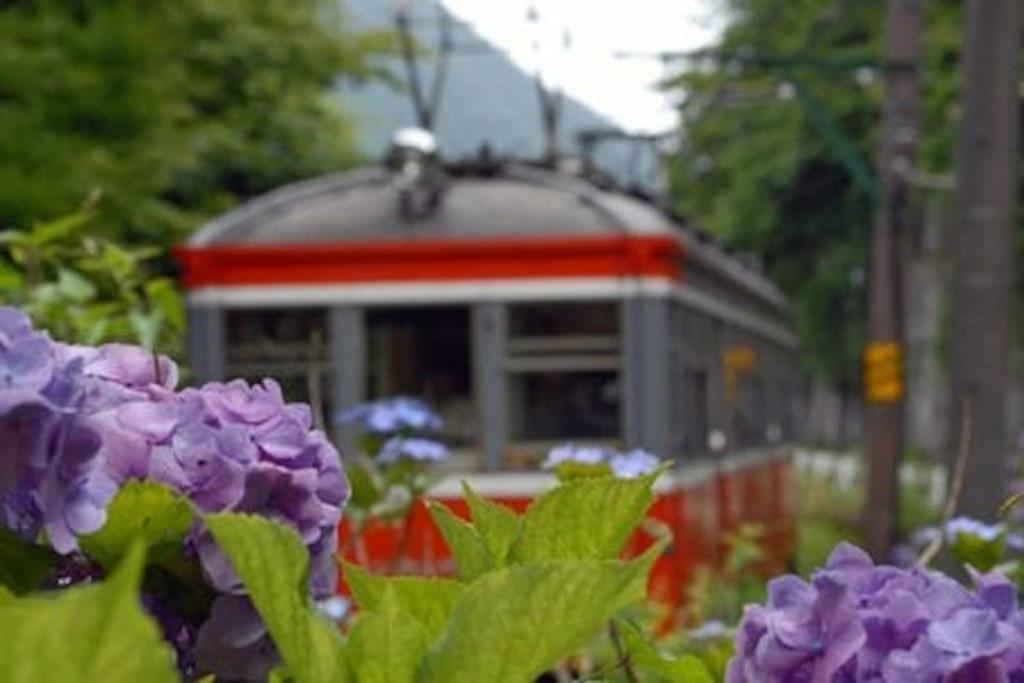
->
(729, 542), (1024, 682)
(2, 309), (351, 681)
(339, 396), (442, 433)
(94, 378), (348, 598)
(194, 594), (277, 681)
(378, 436), (449, 464)
(0, 307), (118, 553)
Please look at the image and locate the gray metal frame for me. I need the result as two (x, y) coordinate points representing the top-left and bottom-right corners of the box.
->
(472, 302), (508, 471)
(187, 305), (225, 384)
(328, 306), (367, 455)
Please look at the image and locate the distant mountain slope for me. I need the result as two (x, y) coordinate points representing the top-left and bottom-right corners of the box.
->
(336, 0), (654, 187)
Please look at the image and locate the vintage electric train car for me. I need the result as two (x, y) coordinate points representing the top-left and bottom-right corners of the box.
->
(175, 136), (800, 607)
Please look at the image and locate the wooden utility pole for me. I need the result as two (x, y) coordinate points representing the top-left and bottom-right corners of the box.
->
(949, 0), (1020, 520)
(863, 0), (923, 559)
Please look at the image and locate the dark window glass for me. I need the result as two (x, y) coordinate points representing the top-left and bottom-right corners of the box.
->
(365, 307), (474, 447)
(508, 371), (620, 441)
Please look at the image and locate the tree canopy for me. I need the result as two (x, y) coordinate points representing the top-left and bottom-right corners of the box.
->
(667, 0), (964, 388)
(0, 0), (390, 247)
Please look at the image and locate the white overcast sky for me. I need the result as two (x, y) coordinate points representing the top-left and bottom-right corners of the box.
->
(440, 0), (721, 133)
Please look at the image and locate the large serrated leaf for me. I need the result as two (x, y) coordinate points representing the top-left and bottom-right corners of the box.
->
(0, 543), (178, 683)
(462, 482), (521, 566)
(80, 481), (193, 570)
(510, 471), (659, 563)
(347, 587), (430, 682)
(428, 501), (494, 580)
(420, 552), (656, 683)
(0, 525), (57, 594)
(344, 562), (464, 641)
(206, 514), (348, 683)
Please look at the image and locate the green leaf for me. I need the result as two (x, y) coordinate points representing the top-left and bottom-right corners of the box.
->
(462, 482), (521, 565)
(344, 562), (464, 641)
(619, 621), (715, 682)
(80, 481), (193, 570)
(27, 212), (91, 248)
(428, 501), (494, 580)
(144, 278), (184, 331)
(0, 584), (14, 605)
(0, 542), (178, 683)
(346, 462), (383, 510)
(510, 470), (659, 563)
(0, 525), (57, 594)
(347, 587), (430, 683)
(56, 267), (97, 303)
(952, 532), (1007, 573)
(0, 259), (24, 293)
(129, 308), (165, 351)
(420, 553), (655, 683)
(206, 513), (348, 683)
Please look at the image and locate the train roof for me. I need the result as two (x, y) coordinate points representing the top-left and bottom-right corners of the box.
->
(186, 160), (790, 313)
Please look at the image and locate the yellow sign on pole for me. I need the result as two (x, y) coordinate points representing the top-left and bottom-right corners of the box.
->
(863, 341), (903, 403)
(723, 345), (757, 405)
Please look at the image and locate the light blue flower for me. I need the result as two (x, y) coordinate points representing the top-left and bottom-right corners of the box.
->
(542, 444), (663, 479)
(689, 619), (730, 641)
(339, 396), (442, 434)
(609, 449), (661, 479)
(541, 444), (609, 470)
(946, 516), (1005, 543)
(378, 436), (448, 464)
(315, 596), (351, 622)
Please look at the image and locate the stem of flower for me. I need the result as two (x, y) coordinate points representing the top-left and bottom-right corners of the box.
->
(918, 396), (972, 567)
(606, 620), (638, 683)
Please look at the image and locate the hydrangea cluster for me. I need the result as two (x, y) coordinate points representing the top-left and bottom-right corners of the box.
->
(542, 444), (662, 479)
(729, 542), (1024, 681)
(0, 308), (349, 679)
(340, 396), (442, 434)
(0, 308), (118, 553)
(891, 516), (1024, 568)
(378, 436), (449, 464)
(341, 396), (448, 464)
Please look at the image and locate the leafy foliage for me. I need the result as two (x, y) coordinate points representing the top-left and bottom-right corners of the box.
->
(81, 481), (194, 570)
(0, 0), (391, 246)
(666, 0), (964, 386)
(216, 471), (713, 682)
(0, 211), (184, 353)
(619, 620), (716, 683)
(0, 543), (178, 683)
(428, 501), (496, 580)
(347, 588), (430, 683)
(510, 468), (660, 562)
(344, 563), (464, 641)
(418, 556), (654, 682)
(0, 525), (57, 596)
(206, 513), (348, 683)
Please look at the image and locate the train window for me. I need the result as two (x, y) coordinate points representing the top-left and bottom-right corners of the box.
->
(225, 307), (331, 426)
(736, 375), (766, 447)
(507, 371), (620, 441)
(508, 302), (618, 337)
(505, 301), (622, 454)
(365, 306), (475, 448)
